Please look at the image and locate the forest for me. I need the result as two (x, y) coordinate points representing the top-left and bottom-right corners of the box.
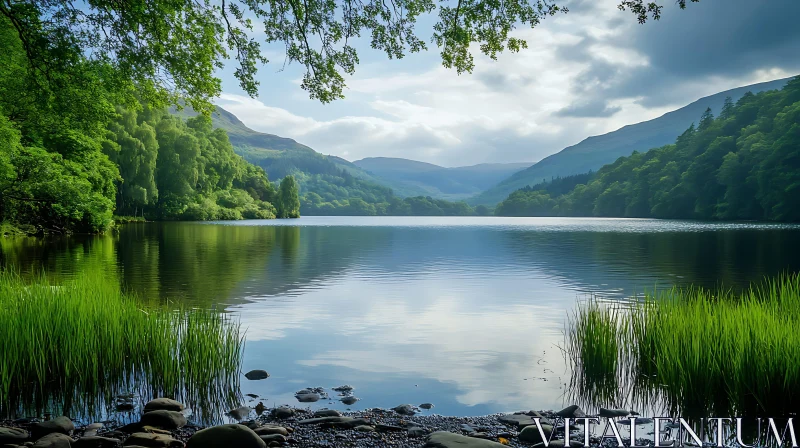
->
(495, 78), (800, 221)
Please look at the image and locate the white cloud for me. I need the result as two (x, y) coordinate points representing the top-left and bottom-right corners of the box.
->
(216, 0), (800, 167)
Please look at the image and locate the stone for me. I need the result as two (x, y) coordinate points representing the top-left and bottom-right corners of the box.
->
(392, 404), (416, 416)
(72, 436), (121, 447)
(82, 423), (104, 437)
(0, 427), (29, 444)
(297, 417), (370, 429)
(143, 399), (185, 413)
(460, 424), (475, 433)
(228, 407), (251, 421)
(123, 432), (184, 447)
(340, 396), (358, 405)
(354, 426), (375, 433)
(555, 405), (582, 418)
(419, 403), (434, 410)
(31, 417), (74, 438)
(331, 385), (353, 393)
(425, 432), (507, 448)
(244, 370), (270, 381)
(32, 433), (72, 448)
(518, 424), (554, 444)
(312, 410), (340, 418)
(140, 410), (187, 430)
(531, 441), (583, 448)
(253, 426), (288, 437)
(185, 425), (264, 448)
(598, 408), (628, 418)
(271, 407), (294, 419)
(258, 434), (286, 444)
(294, 392), (320, 403)
(497, 414), (548, 429)
(255, 403), (266, 416)
(408, 427), (427, 438)
(375, 424), (404, 432)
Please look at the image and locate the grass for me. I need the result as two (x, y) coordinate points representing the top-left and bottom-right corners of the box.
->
(567, 273), (800, 418)
(0, 271), (244, 421)
(113, 215), (148, 224)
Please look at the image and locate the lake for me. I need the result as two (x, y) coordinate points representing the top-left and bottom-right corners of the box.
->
(3, 216), (800, 418)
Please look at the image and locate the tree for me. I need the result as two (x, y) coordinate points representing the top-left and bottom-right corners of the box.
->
(277, 176), (301, 218)
(0, 0), (699, 110)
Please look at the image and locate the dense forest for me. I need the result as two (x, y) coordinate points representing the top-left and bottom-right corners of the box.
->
(495, 78), (800, 221)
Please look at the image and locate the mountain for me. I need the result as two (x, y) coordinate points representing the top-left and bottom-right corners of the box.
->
(471, 76), (793, 205)
(353, 157), (532, 200)
(494, 77), (800, 221)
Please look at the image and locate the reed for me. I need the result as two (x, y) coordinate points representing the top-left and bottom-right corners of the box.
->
(567, 274), (800, 417)
(0, 271), (244, 420)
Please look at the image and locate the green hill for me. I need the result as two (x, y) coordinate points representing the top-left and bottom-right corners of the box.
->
(471, 77), (793, 206)
(353, 157), (531, 200)
(494, 77), (800, 221)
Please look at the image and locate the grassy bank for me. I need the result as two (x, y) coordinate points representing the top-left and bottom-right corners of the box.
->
(567, 274), (800, 417)
(0, 271), (244, 420)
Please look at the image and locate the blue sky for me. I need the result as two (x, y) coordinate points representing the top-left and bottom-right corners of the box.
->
(213, 0), (800, 167)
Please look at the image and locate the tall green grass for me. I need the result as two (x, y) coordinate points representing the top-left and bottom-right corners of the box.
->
(567, 274), (800, 417)
(0, 271), (244, 421)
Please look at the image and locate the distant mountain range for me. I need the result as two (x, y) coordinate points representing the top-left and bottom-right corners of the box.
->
(469, 76), (793, 205)
(353, 157), (532, 200)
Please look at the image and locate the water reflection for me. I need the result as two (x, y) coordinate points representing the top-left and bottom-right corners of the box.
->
(2, 217), (800, 418)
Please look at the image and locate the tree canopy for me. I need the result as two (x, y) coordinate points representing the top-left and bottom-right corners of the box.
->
(0, 0), (699, 109)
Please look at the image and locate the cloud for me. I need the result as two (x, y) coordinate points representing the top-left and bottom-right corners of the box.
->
(217, 0), (800, 167)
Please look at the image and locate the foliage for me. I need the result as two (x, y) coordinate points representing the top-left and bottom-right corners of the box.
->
(567, 273), (800, 417)
(496, 78), (800, 222)
(0, 271), (243, 420)
(277, 175), (301, 218)
(105, 106), (279, 221)
(0, 0), (692, 109)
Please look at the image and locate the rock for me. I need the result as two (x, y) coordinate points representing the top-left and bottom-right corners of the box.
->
(255, 403), (265, 416)
(0, 427), (29, 444)
(425, 432), (507, 448)
(392, 404), (416, 416)
(185, 425), (264, 448)
(72, 436), (121, 447)
(228, 407), (251, 421)
(297, 417), (370, 429)
(518, 424), (554, 444)
(258, 434), (286, 444)
(354, 426), (375, 433)
(375, 424), (405, 432)
(419, 403), (434, 410)
(140, 410), (187, 430)
(497, 414), (547, 429)
(82, 423), (104, 437)
(408, 427), (428, 438)
(246, 394), (259, 399)
(313, 410), (340, 418)
(123, 432), (184, 447)
(271, 407), (295, 419)
(332, 385), (354, 393)
(340, 396), (358, 405)
(144, 399), (185, 413)
(460, 424), (475, 433)
(599, 408), (628, 418)
(534, 441), (583, 448)
(32, 433), (71, 448)
(556, 405), (585, 418)
(616, 418), (653, 425)
(253, 426), (288, 437)
(294, 392), (320, 403)
(31, 417), (74, 438)
(244, 370), (270, 381)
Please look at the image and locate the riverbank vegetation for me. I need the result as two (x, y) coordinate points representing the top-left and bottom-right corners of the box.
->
(497, 78), (800, 221)
(567, 273), (800, 417)
(0, 271), (243, 419)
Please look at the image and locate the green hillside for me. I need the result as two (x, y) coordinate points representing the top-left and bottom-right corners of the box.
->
(354, 157), (531, 200)
(472, 77), (793, 205)
(495, 77), (800, 221)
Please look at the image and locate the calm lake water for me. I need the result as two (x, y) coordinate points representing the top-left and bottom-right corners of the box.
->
(3, 216), (800, 417)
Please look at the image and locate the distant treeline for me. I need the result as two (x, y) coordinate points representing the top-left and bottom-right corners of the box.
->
(496, 77), (800, 221)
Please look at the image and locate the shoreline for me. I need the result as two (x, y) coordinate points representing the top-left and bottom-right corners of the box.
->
(0, 402), (631, 448)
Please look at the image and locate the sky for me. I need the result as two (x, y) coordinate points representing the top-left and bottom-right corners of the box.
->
(214, 0), (800, 167)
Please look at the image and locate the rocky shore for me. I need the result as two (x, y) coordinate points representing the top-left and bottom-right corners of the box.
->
(0, 398), (656, 448)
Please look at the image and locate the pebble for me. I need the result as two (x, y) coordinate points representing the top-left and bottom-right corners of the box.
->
(244, 370), (270, 380)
